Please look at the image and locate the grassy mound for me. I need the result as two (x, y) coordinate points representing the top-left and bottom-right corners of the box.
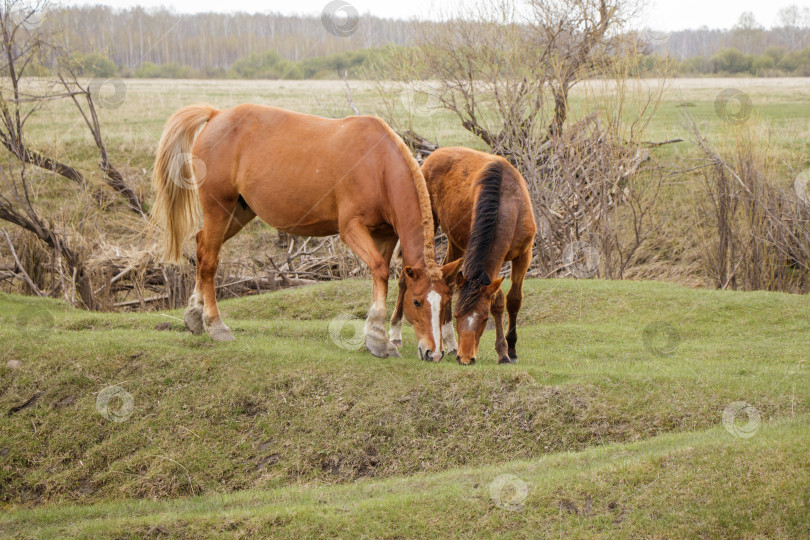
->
(1, 279), (807, 517)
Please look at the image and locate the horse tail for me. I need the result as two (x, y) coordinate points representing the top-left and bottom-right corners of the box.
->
(151, 104), (218, 264)
(457, 159), (507, 314)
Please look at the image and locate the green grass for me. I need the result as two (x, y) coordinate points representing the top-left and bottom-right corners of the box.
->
(2, 419), (807, 538)
(1, 278), (808, 536)
(3, 77), (810, 536)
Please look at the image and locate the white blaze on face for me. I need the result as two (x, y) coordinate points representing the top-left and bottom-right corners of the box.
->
(467, 313), (478, 329)
(427, 289), (442, 355)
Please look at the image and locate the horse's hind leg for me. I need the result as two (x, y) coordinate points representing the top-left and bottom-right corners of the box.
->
(188, 197), (255, 341)
(506, 249), (531, 362)
(340, 219), (399, 358)
(184, 291), (205, 335)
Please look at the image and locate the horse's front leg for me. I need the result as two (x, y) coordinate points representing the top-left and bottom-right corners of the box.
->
(388, 272), (407, 348)
(340, 219), (401, 358)
(506, 250), (531, 362)
(491, 289), (510, 364)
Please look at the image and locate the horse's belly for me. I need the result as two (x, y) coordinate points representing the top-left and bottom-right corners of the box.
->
(242, 175), (341, 236)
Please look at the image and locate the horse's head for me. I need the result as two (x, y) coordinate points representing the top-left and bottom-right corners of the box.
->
(453, 272), (504, 365)
(400, 260), (461, 361)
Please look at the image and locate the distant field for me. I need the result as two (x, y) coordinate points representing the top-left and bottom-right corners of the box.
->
(24, 76), (810, 176)
(1, 278), (808, 536)
(14, 76), (808, 290)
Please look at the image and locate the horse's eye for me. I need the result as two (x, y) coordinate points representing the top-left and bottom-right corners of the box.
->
(413, 300), (422, 308)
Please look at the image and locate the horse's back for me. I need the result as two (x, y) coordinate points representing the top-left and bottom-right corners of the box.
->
(192, 105), (398, 236)
(423, 146), (536, 256)
(197, 104), (387, 167)
(423, 146), (526, 202)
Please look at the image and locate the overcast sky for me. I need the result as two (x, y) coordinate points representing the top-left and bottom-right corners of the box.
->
(60, 0), (809, 31)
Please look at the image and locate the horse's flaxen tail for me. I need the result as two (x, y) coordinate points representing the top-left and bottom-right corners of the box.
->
(151, 104), (218, 264)
(457, 159), (507, 314)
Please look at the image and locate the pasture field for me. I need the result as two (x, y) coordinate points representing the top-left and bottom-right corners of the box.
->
(1, 78), (808, 537)
(1, 278), (808, 537)
(24, 77), (810, 178)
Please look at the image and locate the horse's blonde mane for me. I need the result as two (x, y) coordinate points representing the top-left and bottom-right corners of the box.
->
(375, 118), (441, 281)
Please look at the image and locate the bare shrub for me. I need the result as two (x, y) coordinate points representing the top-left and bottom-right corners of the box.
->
(0, 0), (145, 308)
(373, 0), (670, 279)
(687, 117), (810, 292)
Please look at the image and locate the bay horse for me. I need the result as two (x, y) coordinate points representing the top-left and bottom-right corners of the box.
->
(151, 104), (457, 360)
(390, 147), (536, 365)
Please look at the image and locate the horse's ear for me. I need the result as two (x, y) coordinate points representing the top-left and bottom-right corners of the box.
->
(403, 266), (418, 280)
(455, 271), (465, 288)
(441, 259), (462, 282)
(485, 276), (504, 296)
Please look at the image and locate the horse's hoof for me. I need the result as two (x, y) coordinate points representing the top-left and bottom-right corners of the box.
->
(211, 329), (235, 342)
(184, 307), (204, 335)
(386, 342), (402, 358)
(210, 326), (235, 342)
(499, 356), (516, 365)
(390, 339), (402, 348)
(206, 318), (235, 342)
(366, 337), (389, 358)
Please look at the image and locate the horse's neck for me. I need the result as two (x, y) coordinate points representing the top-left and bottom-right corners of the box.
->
(389, 179), (432, 273)
(397, 212), (429, 271)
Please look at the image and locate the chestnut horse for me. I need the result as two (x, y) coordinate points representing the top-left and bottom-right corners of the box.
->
(390, 147), (536, 365)
(151, 104), (456, 360)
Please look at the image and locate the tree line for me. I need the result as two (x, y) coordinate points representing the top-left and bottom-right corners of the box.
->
(30, 4), (810, 79)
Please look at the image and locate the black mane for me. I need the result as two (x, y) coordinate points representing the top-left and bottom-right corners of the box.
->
(456, 160), (506, 314)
